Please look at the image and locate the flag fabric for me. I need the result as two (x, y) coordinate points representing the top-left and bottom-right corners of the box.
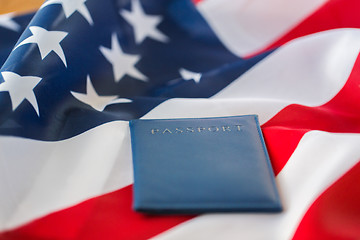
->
(0, 0), (360, 239)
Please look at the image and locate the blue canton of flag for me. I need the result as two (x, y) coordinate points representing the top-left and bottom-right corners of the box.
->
(0, 12), (34, 65)
(0, 0), (267, 140)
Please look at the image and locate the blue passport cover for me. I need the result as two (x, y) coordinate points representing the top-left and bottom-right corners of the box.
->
(129, 115), (282, 213)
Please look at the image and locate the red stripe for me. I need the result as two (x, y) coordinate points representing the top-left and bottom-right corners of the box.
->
(0, 186), (193, 240)
(262, 127), (307, 176)
(292, 160), (360, 240)
(253, 0), (360, 56)
(262, 52), (360, 173)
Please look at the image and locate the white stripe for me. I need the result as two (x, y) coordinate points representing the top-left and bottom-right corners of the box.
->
(151, 131), (360, 240)
(0, 121), (133, 231)
(143, 98), (289, 125)
(197, 0), (328, 56)
(144, 29), (360, 123)
(1, 28), (359, 231)
(214, 29), (360, 104)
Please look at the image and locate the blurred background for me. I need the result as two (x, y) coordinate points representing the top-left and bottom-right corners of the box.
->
(0, 0), (42, 14)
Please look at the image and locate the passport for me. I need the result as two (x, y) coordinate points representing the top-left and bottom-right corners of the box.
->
(129, 115), (282, 214)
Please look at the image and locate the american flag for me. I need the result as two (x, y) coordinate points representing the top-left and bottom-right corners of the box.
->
(0, 0), (359, 239)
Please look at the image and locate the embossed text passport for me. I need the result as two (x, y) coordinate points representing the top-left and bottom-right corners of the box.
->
(129, 115), (282, 213)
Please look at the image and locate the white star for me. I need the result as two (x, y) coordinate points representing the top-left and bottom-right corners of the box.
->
(13, 26), (68, 67)
(0, 13), (20, 32)
(40, 0), (93, 25)
(99, 33), (147, 83)
(0, 71), (42, 116)
(71, 75), (132, 112)
(120, 0), (168, 44)
(179, 68), (202, 84)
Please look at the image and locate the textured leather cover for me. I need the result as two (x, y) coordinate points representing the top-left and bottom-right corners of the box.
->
(129, 115), (282, 213)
